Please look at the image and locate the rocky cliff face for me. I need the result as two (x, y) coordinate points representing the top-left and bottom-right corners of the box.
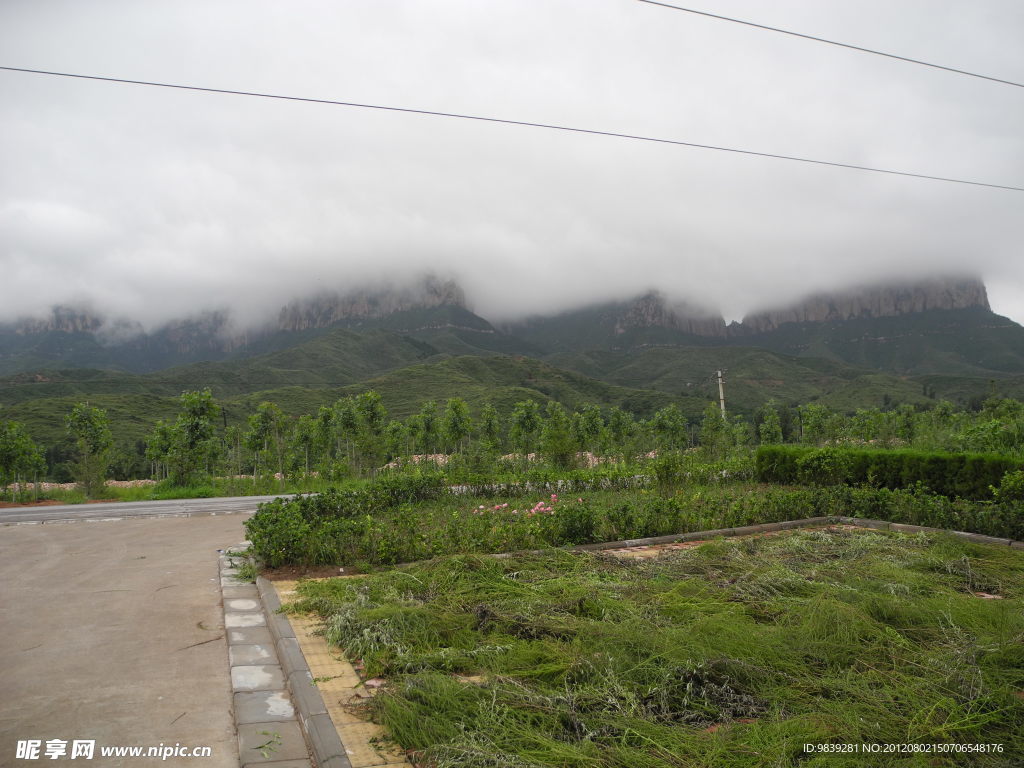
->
(614, 292), (727, 337)
(737, 277), (990, 334)
(138, 310), (248, 355)
(277, 276), (466, 332)
(12, 306), (104, 335)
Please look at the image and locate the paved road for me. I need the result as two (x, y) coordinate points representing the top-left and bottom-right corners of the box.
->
(0, 512), (260, 767)
(0, 495), (291, 525)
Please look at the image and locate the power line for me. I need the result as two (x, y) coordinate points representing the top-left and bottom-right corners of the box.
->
(1, 64), (1022, 192)
(636, 0), (1024, 90)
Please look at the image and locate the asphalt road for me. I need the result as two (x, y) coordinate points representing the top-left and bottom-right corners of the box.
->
(0, 495), (291, 525)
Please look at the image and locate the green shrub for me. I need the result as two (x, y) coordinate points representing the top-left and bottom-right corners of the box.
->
(992, 469), (1024, 503)
(756, 445), (1022, 499)
(795, 447), (853, 486)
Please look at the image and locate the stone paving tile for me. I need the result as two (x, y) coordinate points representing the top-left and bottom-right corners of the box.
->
(226, 611), (268, 628)
(234, 690), (296, 724)
(229, 627), (274, 646)
(224, 584), (260, 598)
(227, 597), (264, 612)
(237, 720), (309, 765)
(231, 663), (286, 692)
(221, 556), (309, 767)
(230, 643), (276, 666)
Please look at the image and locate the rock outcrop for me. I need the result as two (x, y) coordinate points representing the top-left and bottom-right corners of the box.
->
(277, 276), (466, 332)
(613, 292), (727, 337)
(12, 306), (104, 335)
(736, 276), (990, 334)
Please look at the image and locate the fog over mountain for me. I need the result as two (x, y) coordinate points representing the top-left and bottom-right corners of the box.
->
(2, 0), (1023, 329)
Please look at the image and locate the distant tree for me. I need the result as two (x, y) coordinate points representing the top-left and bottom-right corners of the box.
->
(332, 397), (358, 464)
(0, 420), (45, 501)
(145, 420), (173, 481)
(572, 404), (604, 453)
(757, 401), (783, 445)
(412, 400), (440, 454)
(383, 420), (409, 461)
(604, 407), (636, 457)
(509, 400), (542, 455)
(442, 398), (472, 453)
(166, 389), (220, 486)
(651, 404), (688, 451)
(246, 401), (287, 488)
(797, 403), (832, 445)
(288, 414), (318, 476)
(478, 403), (503, 452)
(698, 402), (730, 457)
(540, 401), (576, 469)
(66, 403), (113, 497)
(536, 403), (577, 468)
(353, 391), (388, 472)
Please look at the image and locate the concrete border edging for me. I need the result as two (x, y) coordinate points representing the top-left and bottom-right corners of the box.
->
(258, 576), (353, 768)
(563, 516), (835, 554)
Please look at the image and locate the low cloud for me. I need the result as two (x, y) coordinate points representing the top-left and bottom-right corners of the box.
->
(2, 0), (1022, 329)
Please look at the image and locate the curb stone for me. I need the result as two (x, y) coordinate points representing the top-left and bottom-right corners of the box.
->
(220, 542), (313, 768)
(257, 576), (352, 768)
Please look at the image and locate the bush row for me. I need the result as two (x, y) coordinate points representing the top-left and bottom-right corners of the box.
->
(244, 479), (1024, 568)
(756, 445), (1023, 499)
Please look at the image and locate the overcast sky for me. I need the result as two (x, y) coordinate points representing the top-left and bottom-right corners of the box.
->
(2, 0), (1023, 329)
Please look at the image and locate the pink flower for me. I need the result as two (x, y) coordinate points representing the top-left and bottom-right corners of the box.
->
(577, 498), (583, 503)
(551, 494), (558, 501)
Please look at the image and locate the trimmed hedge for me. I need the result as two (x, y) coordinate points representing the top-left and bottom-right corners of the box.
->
(245, 477), (1024, 568)
(756, 445), (1023, 499)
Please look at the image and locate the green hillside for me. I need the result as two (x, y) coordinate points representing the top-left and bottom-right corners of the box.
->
(549, 346), (935, 412)
(736, 307), (1024, 376)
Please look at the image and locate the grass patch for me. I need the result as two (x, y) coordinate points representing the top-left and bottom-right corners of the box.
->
(289, 529), (1024, 766)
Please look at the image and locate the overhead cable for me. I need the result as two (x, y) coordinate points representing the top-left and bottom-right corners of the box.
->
(1, 65), (1021, 192)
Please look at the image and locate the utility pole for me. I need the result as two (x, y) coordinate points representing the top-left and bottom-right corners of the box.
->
(716, 370), (727, 420)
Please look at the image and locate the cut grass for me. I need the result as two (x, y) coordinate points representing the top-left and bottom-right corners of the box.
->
(289, 528), (1024, 767)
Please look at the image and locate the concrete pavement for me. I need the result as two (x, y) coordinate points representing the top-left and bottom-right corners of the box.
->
(0, 514), (257, 766)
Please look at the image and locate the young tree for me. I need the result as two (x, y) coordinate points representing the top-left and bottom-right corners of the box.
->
(412, 400), (440, 455)
(509, 400), (542, 455)
(66, 403), (113, 497)
(246, 401), (287, 489)
(442, 397), (472, 453)
(0, 420), (45, 501)
(650, 404), (688, 451)
(572, 404), (604, 454)
(167, 388), (220, 486)
(288, 414), (318, 477)
(353, 390), (388, 471)
(477, 403), (503, 453)
(797, 403), (832, 445)
(540, 401), (576, 469)
(332, 397), (358, 465)
(383, 420), (409, 461)
(698, 402), (731, 457)
(145, 419), (173, 481)
(757, 401), (783, 445)
(604, 407), (636, 458)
